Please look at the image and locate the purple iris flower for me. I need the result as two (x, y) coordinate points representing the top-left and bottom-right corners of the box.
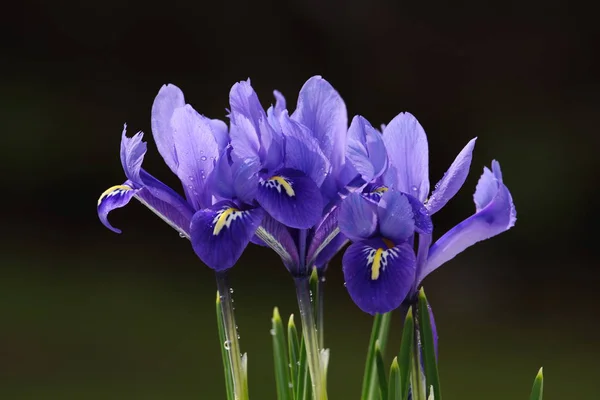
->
(339, 112), (516, 315)
(97, 84), (264, 271)
(224, 76), (358, 275)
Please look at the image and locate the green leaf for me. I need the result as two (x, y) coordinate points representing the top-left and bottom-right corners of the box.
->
(288, 314), (300, 394)
(216, 291), (235, 400)
(529, 367), (544, 400)
(272, 307), (293, 400)
(361, 312), (393, 400)
(388, 357), (401, 400)
(418, 288), (441, 400)
(375, 340), (388, 400)
(309, 266), (319, 320)
(296, 336), (312, 400)
(398, 307), (414, 400)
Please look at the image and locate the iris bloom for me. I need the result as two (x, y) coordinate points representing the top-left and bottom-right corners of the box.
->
(97, 84), (265, 271)
(228, 76), (359, 276)
(339, 112), (516, 314)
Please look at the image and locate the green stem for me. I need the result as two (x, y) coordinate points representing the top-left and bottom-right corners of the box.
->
(295, 276), (327, 400)
(216, 270), (247, 400)
(410, 324), (426, 400)
(317, 271), (325, 349)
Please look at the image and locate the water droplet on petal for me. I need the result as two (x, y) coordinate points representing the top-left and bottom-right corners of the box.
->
(411, 185), (418, 192)
(178, 232), (186, 238)
(201, 156), (207, 161)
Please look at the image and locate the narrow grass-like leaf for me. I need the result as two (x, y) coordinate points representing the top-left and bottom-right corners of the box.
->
(529, 367), (544, 400)
(309, 267), (319, 321)
(398, 307), (414, 400)
(361, 312), (393, 400)
(388, 357), (401, 400)
(375, 340), (388, 400)
(296, 337), (312, 400)
(216, 291), (235, 400)
(272, 307), (293, 400)
(418, 289), (441, 400)
(288, 314), (300, 393)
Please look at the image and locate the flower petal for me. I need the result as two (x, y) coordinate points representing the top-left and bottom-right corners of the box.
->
(343, 238), (416, 315)
(119, 125), (146, 186)
(347, 116), (388, 181)
(254, 214), (300, 271)
(377, 190), (416, 243)
(382, 112), (430, 202)
(208, 148), (235, 201)
(315, 232), (348, 270)
(280, 112), (330, 187)
(151, 84), (185, 174)
(291, 76), (347, 169)
(169, 105), (219, 210)
(417, 161), (516, 284)
(339, 192), (378, 242)
(97, 182), (137, 234)
(256, 169), (323, 229)
(209, 118), (230, 153)
(190, 202), (265, 271)
(98, 170), (194, 237)
(405, 194), (434, 235)
(306, 207), (340, 266)
(426, 138), (477, 215)
(232, 157), (261, 204)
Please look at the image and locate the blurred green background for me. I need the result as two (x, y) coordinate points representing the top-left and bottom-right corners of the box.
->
(2, 0), (599, 399)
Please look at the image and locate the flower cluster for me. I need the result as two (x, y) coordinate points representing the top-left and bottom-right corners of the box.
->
(98, 76), (516, 315)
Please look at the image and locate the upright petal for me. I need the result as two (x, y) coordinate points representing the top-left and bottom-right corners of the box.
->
(280, 112), (330, 187)
(377, 191), (415, 243)
(232, 157), (261, 204)
(170, 105), (219, 210)
(256, 168), (323, 229)
(417, 161), (516, 284)
(347, 116), (388, 181)
(291, 76), (347, 169)
(339, 192), (378, 242)
(382, 112), (429, 202)
(190, 202), (264, 271)
(426, 138), (477, 215)
(405, 194), (434, 235)
(229, 79), (266, 129)
(119, 125), (146, 187)
(343, 239), (416, 315)
(209, 119), (230, 153)
(208, 148), (235, 201)
(230, 114), (261, 163)
(151, 84), (185, 174)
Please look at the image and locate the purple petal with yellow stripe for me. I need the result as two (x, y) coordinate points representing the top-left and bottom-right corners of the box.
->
(343, 238), (416, 315)
(256, 169), (323, 229)
(190, 201), (265, 271)
(97, 183), (138, 234)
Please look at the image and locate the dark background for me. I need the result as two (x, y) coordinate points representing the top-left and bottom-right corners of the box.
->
(2, 0), (599, 398)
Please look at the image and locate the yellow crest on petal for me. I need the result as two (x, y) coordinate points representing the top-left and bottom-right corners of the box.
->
(97, 184), (133, 205)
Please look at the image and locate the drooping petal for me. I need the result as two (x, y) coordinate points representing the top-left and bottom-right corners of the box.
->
(170, 105), (219, 210)
(417, 161), (516, 284)
(98, 170), (195, 237)
(382, 112), (430, 202)
(190, 201), (265, 271)
(119, 125), (146, 186)
(405, 193), (434, 235)
(291, 76), (347, 169)
(256, 169), (323, 229)
(97, 182), (137, 234)
(151, 84), (185, 174)
(338, 192), (378, 242)
(254, 214), (300, 271)
(280, 112), (330, 187)
(426, 138), (477, 215)
(377, 191), (416, 243)
(343, 238), (416, 315)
